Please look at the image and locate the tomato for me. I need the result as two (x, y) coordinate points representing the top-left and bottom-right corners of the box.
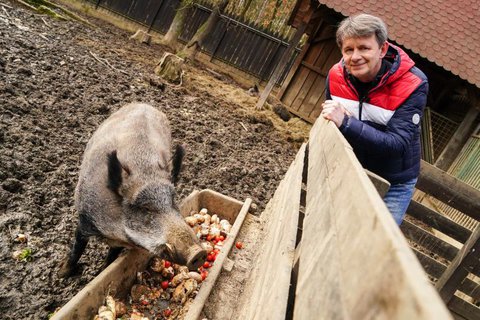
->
(140, 299), (149, 306)
(164, 308), (172, 317)
(164, 260), (171, 268)
(235, 241), (243, 249)
(214, 249), (220, 255)
(201, 270), (208, 280)
(203, 261), (211, 268)
(161, 280), (169, 289)
(217, 235), (225, 241)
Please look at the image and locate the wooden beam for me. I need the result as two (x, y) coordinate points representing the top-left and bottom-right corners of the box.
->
(406, 200), (471, 243)
(416, 160), (480, 221)
(411, 248), (480, 301)
(236, 144), (306, 319)
(365, 169), (390, 197)
(256, 12), (311, 109)
(435, 106), (480, 171)
(401, 220), (459, 261)
(448, 296), (480, 320)
(294, 118), (451, 319)
(436, 225), (480, 303)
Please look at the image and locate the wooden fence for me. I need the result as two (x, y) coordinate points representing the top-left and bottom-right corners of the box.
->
(237, 117), (452, 319)
(403, 161), (480, 320)
(87, 0), (299, 83)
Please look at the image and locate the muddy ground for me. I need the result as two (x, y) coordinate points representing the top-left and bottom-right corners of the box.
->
(0, 1), (311, 319)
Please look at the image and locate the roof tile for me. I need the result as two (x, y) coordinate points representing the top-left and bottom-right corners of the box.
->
(317, 0), (480, 87)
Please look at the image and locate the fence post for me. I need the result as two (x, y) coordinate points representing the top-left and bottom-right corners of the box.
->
(436, 225), (480, 303)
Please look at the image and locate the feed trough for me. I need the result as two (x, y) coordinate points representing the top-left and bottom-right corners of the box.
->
(52, 189), (252, 320)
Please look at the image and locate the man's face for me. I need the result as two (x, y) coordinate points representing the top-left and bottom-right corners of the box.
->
(341, 34), (388, 83)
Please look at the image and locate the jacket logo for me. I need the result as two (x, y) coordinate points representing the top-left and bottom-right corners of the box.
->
(412, 113), (420, 125)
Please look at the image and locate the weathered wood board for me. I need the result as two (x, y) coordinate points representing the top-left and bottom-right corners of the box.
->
(237, 143), (306, 320)
(294, 118), (452, 319)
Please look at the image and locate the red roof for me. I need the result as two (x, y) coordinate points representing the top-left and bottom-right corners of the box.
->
(317, 0), (480, 88)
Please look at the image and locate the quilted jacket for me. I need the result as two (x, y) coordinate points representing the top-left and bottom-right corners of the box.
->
(326, 43), (428, 184)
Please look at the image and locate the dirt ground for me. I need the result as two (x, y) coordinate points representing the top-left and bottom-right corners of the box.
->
(0, 1), (311, 319)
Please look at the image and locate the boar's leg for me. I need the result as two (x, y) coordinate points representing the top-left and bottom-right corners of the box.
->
(99, 246), (123, 271)
(171, 144), (185, 184)
(58, 225), (89, 278)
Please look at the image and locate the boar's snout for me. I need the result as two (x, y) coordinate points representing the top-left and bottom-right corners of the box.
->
(187, 247), (207, 271)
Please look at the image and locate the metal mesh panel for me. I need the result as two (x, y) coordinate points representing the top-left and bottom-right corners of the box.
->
(430, 110), (459, 159)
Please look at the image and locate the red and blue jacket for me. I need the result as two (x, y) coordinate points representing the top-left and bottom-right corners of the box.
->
(326, 43), (428, 184)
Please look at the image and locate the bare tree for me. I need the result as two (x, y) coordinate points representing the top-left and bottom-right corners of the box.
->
(179, 0), (229, 61)
(162, 0), (194, 50)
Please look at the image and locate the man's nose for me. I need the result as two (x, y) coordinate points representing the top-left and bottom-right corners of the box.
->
(351, 49), (361, 61)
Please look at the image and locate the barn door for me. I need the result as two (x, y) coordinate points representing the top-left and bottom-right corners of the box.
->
(278, 21), (341, 124)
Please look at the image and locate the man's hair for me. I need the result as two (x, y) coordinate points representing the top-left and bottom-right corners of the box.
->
(336, 13), (388, 48)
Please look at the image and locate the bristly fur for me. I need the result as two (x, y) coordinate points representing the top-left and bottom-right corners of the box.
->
(107, 150), (122, 193)
(171, 145), (184, 184)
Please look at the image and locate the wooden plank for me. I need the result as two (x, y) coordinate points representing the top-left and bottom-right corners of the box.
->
(448, 295), (480, 320)
(417, 161), (480, 221)
(294, 118), (451, 319)
(411, 247), (480, 301)
(280, 23), (331, 108)
(237, 144), (306, 320)
(401, 220), (459, 261)
(406, 200), (471, 243)
(277, 39), (311, 99)
(256, 15), (310, 109)
(365, 169), (391, 197)
(436, 225), (480, 303)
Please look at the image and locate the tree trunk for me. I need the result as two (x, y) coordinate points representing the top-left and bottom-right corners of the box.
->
(162, 0), (192, 50)
(179, 0), (229, 61)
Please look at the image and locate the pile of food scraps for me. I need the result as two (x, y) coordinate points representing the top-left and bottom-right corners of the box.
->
(93, 208), (238, 320)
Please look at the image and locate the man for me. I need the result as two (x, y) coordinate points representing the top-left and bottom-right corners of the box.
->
(321, 13), (428, 225)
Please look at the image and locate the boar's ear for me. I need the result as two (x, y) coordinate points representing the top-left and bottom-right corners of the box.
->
(171, 145), (185, 185)
(107, 150), (130, 194)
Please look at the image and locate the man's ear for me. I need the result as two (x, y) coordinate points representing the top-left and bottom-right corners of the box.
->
(380, 42), (388, 58)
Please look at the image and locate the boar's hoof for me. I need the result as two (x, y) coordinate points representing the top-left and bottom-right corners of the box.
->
(58, 259), (75, 278)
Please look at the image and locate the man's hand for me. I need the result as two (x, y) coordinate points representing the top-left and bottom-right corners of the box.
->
(321, 100), (348, 128)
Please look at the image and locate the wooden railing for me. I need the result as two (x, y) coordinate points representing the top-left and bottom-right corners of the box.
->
(236, 118), (452, 319)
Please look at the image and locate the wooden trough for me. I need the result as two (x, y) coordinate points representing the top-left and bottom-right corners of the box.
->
(51, 189), (252, 320)
(237, 117), (452, 319)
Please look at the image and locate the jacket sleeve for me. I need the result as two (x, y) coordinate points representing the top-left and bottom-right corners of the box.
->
(340, 80), (428, 157)
(325, 74), (332, 100)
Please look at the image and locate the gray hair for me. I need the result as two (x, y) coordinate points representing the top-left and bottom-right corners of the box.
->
(336, 13), (388, 48)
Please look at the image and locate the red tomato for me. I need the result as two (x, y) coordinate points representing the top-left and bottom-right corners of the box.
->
(161, 280), (169, 289)
(140, 299), (149, 306)
(207, 254), (214, 262)
(235, 241), (243, 249)
(206, 234), (213, 241)
(164, 260), (171, 268)
(164, 308), (172, 317)
(218, 235), (225, 241)
(212, 239), (218, 244)
(203, 261), (211, 268)
(214, 249), (220, 255)
(201, 270), (208, 280)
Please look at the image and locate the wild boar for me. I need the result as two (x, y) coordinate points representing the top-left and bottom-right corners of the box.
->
(58, 103), (206, 278)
